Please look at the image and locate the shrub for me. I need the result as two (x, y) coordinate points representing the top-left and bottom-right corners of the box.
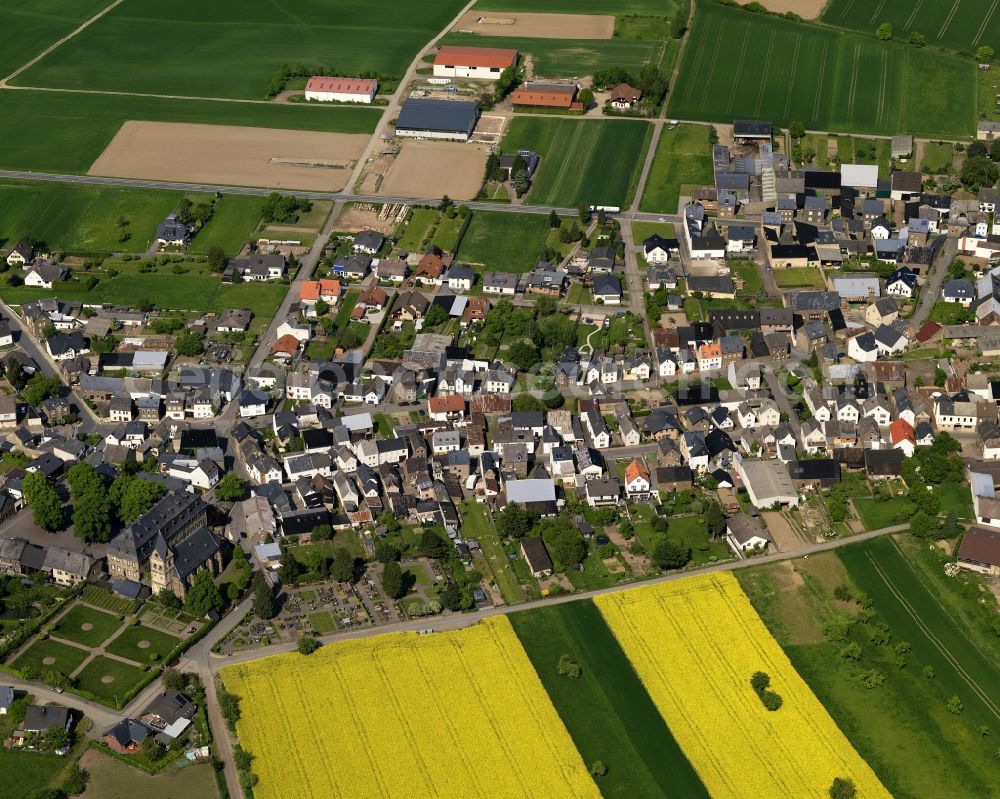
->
(557, 654), (581, 679)
(860, 669), (884, 689)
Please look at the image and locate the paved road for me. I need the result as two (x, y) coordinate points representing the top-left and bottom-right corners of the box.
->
(909, 235), (957, 334)
(763, 367), (802, 441)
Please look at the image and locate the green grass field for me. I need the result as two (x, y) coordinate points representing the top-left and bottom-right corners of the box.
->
(15, 0), (467, 98)
(440, 32), (664, 77)
(81, 586), (137, 615)
(921, 141), (957, 174)
(12, 638), (88, 676)
(78, 748), (219, 799)
(773, 267), (826, 288)
(459, 502), (523, 605)
(823, 0), (1000, 56)
(188, 195), (265, 255)
(639, 123), (712, 214)
(501, 117), (652, 208)
(52, 605), (123, 648)
(0, 180), (181, 254)
(309, 612), (337, 634)
(0, 89), (378, 174)
(740, 538), (1000, 799)
(669, 3), (975, 137)
(509, 600), (708, 798)
(474, 0), (679, 13)
(105, 625), (182, 664)
(0, 0), (110, 79)
(74, 656), (145, 707)
(394, 208), (440, 253)
(456, 210), (550, 273)
(0, 690), (76, 798)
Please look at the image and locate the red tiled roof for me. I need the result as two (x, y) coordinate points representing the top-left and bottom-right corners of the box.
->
(429, 395), (465, 413)
(511, 84), (576, 109)
(915, 322), (941, 343)
(305, 76), (377, 95)
(889, 418), (915, 445)
(271, 334), (300, 355)
(625, 458), (649, 484)
(434, 46), (518, 70)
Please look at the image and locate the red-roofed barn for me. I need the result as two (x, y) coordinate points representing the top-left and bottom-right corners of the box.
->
(305, 76), (377, 104)
(433, 46), (518, 80)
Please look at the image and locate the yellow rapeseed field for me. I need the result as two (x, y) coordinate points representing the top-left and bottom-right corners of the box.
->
(220, 616), (599, 799)
(595, 572), (891, 799)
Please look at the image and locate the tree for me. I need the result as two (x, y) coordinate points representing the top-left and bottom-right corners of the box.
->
(909, 511), (934, 538)
(439, 581), (471, 611)
(419, 529), (449, 559)
(968, 140), (988, 158)
(590, 760), (607, 777)
(252, 571), (276, 619)
(652, 539), (690, 570)
(961, 156), (999, 191)
(788, 120), (805, 139)
(875, 22), (892, 40)
(942, 510), (958, 539)
(174, 331), (204, 357)
(42, 726), (70, 752)
(184, 569), (224, 617)
(557, 654), (581, 679)
(547, 527), (585, 568)
(976, 45), (995, 63)
(22, 472), (63, 531)
(297, 635), (320, 655)
(374, 540), (401, 564)
(378, 511), (400, 535)
(311, 523), (333, 541)
(992, 138), (1000, 162)
(507, 340), (540, 371)
(73, 491), (112, 543)
(162, 667), (186, 692)
(109, 474), (165, 522)
(206, 246), (226, 272)
(909, 30), (926, 47)
(423, 303), (449, 329)
(947, 695), (964, 714)
(214, 472), (247, 502)
(578, 205), (590, 224)
(495, 504), (538, 539)
(61, 762), (88, 795)
(314, 298), (329, 317)
(548, 210), (560, 228)
(381, 560), (405, 599)
(155, 587), (182, 609)
(67, 462), (104, 499)
(829, 777), (857, 799)
(330, 547), (355, 583)
(577, 87), (594, 108)
(704, 502), (726, 539)
(22, 375), (62, 408)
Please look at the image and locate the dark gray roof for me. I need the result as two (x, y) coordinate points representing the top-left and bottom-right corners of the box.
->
(733, 120), (772, 137)
(592, 274), (621, 296)
(396, 99), (478, 136)
(790, 291), (840, 312)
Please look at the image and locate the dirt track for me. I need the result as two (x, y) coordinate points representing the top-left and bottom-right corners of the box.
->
(89, 121), (370, 191)
(755, 0), (825, 18)
(453, 11), (614, 39)
(377, 141), (489, 201)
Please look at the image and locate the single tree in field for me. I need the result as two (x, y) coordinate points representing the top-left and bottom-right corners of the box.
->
(976, 45), (995, 63)
(875, 22), (892, 40)
(829, 777), (856, 799)
(909, 31), (926, 47)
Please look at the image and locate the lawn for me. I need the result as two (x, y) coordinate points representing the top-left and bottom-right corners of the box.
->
(822, 0), (1000, 56)
(441, 32), (664, 78)
(0, 89), (379, 174)
(15, 0), (468, 99)
(12, 638), (88, 676)
(0, 0), (110, 79)
(79, 748), (219, 799)
(773, 267), (826, 288)
(639, 124), (712, 214)
(81, 585), (137, 615)
(431, 213), (467, 253)
(731, 260), (764, 297)
(501, 117), (652, 208)
(509, 600), (707, 799)
(51, 605), (124, 648)
(0, 179), (181, 254)
(74, 656), (146, 707)
(587, 313), (646, 351)
(742, 537), (1000, 799)
(631, 221), (674, 242)
(669, 2), (975, 137)
(837, 136), (892, 173)
(456, 210), (551, 273)
(1, 272), (288, 319)
(634, 513), (730, 566)
(188, 195), (265, 255)
(921, 141), (957, 174)
(308, 611), (337, 634)
(105, 624), (182, 664)
(460, 502), (523, 605)
(854, 496), (913, 531)
(394, 208), (439, 252)
(0, 688), (83, 798)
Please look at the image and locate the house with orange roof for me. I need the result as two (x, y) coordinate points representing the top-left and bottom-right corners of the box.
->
(271, 334), (301, 362)
(889, 418), (916, 457)
(428, 394), (466, 422)
(433, 45), (518, 80)
(461, 296), (489, 327)
(414, 253), (445, 286)
(697, 341), (722, 372)
(358, 286), (387, 311)
(624, 458), (651, 499)
(299, 279), (342, 315)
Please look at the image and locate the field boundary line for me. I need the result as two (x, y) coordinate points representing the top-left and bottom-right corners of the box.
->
(782, 37), (802, 119)
(726, 23), (753, 114)
(1, 0), (128, 85)
(937, 0), (961, 40)
(755, 30), (777, 117)
(864, 551), (1000, 722)
(972, 0), (999, 44)
(904, 0), (924, 30)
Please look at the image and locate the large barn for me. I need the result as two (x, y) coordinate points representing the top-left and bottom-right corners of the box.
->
(304, 76), (377, 104)
(432, 45), (518, 80)
(395, 99), (479, 142)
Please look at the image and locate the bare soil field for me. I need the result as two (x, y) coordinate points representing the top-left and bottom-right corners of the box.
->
(376, 141), (489, 201)
(453, 11), (614, 39)
(755, 0), (826, 18)
(89, 121), (370, 191)
(337, 203), (406, 234)
(761, 511), (804, 553)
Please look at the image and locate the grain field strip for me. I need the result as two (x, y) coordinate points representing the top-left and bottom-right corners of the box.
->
(865, 552), (1000, 722)
(811, 42), (830, 122)
(697, 19), (729, 111)
(876, 50), (889, 128)
(868, 0), (887, 24)
(973, 0), (999, 44)
(938, 0), (961, 39)
(680, 22), (710, 108)
(754, 30), (777, 117)
(846, 43), (861, 121)
(782, 37), (802, 119)
(726, 23), (753, 114)
(904, 0), (924, 30)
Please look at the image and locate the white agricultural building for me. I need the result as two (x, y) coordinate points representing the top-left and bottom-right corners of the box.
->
(432, 45), (518, 80)
(304, 76), (377, 104)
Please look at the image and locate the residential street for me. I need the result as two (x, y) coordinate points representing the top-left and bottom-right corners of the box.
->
(909, 235), (957, 333)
